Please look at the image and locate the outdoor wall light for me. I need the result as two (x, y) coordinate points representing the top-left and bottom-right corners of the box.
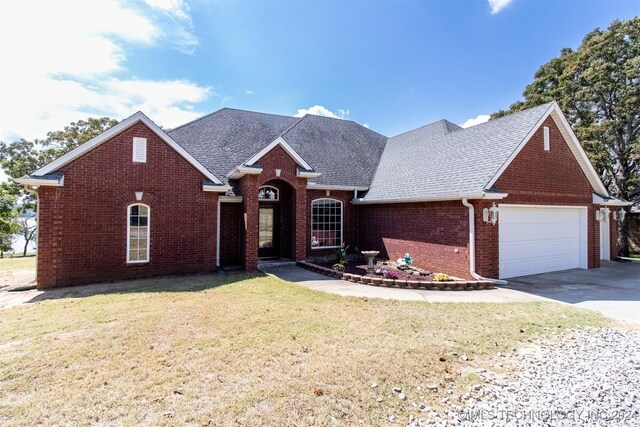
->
(596, 207), (610, 222)
(482, 203), (499, 226)
(617, 208), (626, 222)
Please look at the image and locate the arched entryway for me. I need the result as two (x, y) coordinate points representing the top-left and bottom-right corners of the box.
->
(258, 180), (295, 260)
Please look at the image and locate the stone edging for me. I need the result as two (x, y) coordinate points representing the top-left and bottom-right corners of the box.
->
(297, 261), (494, 291)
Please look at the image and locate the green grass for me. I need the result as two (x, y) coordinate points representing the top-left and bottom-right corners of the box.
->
(630, 253), (640, 259)
(0, 273), (612, 426)
(0, 255), (35, 272)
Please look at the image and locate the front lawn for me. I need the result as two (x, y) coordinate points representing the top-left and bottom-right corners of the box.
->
(0, 255), (36, 272)
(0, 273), (611, 425)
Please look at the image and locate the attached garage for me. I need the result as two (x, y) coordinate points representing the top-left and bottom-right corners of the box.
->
(498, 205), (588, 279)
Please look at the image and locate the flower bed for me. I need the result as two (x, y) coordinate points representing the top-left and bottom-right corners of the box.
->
(297, 260), (494, 290)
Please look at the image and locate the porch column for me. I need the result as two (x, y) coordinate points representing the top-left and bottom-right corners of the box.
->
(294, 177), (308, 261)
(240, 175), (259, 271)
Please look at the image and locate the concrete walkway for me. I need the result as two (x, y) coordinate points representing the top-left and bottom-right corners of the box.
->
(268, 262), (640, 325)
(267, 265), (548, 303)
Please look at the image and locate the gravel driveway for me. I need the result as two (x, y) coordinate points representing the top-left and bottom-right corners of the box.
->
(412, 328), (640, 426)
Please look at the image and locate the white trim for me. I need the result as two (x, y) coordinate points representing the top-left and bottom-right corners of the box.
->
(484, 102), (608, 196)
(308, 183), (369, 191)
(592, 193), (632, 206)
(33, 111), (224, 185)
(226, 165), (263, 179)
(352, 192), (508, 205)
(297, 169), (322, 178)
(14, 176), (64, 187)
(203, 184), (232, 192)
(220, 196), (243, 203)
(245, 136), (313, 170)
(126, 203), (150, 264)
(311, 197), (343, 249)
(258, 185), (279, 201)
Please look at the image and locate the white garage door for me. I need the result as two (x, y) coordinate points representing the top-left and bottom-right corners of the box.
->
(499, 205), (587, 279)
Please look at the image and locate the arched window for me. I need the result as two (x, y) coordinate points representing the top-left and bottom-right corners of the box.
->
(127, 204), (150, 263)
(258, 185), (279, 201)
(311, 198), (343, 249)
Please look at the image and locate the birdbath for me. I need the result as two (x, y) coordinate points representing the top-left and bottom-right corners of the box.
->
(361, 251), (380, 272)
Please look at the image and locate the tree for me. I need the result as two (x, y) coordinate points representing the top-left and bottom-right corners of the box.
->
(17, 209), (37, 257)
(492, 18), (640, 256)
(0, 117), (118, 251)
(0, 183), (20, 257)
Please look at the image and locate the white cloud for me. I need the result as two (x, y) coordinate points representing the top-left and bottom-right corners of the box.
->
(461, 114), (490, 128)
(245, 89), (254, 95)
(488, 0), (513, 14)
(0, 0), (208, 141)
(294, 105), (350, 119)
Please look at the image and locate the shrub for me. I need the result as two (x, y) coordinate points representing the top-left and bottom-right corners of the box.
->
(335, 243), (348, 265)
(433, 273), (450, 282)
(382, 269), (399, 280)
(332, 263), (345, 271)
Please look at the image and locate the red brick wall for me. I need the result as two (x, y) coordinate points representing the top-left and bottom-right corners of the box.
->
(357, 201), (470, 278)
(610, 214), (618, 260)
(238, 144), (309, 269)
(475, 115), (599, 278)
(306, 190), (357, 258)
(219, 202), (242, 266)
(36, 121), (217, 288)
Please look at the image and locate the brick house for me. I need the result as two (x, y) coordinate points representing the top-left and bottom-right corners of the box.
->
(16, 101), (629, 289)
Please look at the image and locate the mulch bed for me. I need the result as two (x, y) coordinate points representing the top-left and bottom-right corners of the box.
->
(317, 261), (434, 281)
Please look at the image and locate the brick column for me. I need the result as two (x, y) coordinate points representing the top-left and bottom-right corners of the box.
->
(36, 187), (64, 289)
(240, 175), (259, 271)
(294, 177), (308, 261)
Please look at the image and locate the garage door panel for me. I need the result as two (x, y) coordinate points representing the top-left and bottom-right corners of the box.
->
(499, 206), (587, 279)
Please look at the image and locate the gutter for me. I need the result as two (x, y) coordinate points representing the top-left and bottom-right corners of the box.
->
(352, 192), (508, 205)
(461, 198), (508, 285)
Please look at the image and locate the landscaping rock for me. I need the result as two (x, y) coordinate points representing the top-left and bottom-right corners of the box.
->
(442, 328), (640, 425)
(393, 386), (402, 393)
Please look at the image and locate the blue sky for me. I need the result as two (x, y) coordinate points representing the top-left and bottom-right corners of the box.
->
(1, 0), (637, 144)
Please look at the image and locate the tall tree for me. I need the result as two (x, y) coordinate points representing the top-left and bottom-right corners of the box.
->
(492, 18), (640, 256)
(0, 183), (19, 258)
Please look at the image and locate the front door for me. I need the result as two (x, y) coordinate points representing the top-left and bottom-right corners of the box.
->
(259, 207), (278, 258)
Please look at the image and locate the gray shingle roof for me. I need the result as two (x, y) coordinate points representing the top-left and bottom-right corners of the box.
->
(363, 102), (555, 201)
(281, 114), (387, 188)
(168, 108), (386, 190)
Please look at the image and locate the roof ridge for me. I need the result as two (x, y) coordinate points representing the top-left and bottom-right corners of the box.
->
(280, 115), (308, 138)
(390, 118), (455, 139)
(167, 108), (228, 133)
(461, 101), (556, 130)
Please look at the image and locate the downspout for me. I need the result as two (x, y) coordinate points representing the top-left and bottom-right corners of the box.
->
(461, 198), (508, 285)
(216, 196), (221, 268)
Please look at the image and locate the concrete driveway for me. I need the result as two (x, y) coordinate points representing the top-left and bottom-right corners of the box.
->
(268, 261), (640, 325)
(505, 260), (640, 325)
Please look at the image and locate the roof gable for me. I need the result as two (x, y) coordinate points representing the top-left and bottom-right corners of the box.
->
(485, 102), (607, 195)
(33, 112), (226, 186)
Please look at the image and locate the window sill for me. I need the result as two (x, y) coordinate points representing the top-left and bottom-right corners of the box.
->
(127, 260), (150, 265)
(311, 246), (340, 250)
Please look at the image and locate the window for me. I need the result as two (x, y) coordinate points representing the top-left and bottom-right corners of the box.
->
(311, 198), (342, 249)
(258, 185), (279, 201)
(133, 137), (147, 163)
(127, 204), (150, 263)
(543, 126), (550, 151)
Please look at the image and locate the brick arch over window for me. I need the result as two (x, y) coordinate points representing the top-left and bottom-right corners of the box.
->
(257, 169), (297, 187)
(310, 198), (343, 249)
